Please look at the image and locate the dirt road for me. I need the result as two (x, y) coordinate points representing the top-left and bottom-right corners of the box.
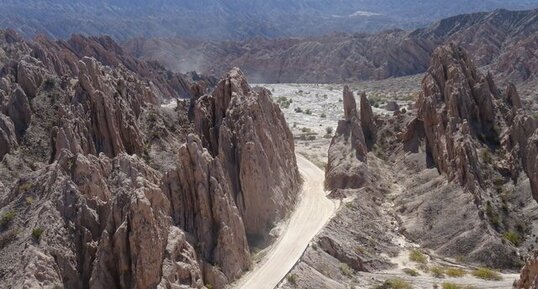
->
(233, 154), (339, 289)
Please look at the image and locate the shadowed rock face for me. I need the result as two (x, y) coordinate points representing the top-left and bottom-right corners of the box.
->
(325, 86), (371, 191)
(397, 43), (537, 269)
(194, 68), (302, 240)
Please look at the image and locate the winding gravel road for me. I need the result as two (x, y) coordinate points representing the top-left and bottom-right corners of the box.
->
(233, 154), (339, 289)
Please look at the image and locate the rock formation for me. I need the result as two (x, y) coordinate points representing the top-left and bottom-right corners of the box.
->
(516, 252), (538, 289)
(194, 68), (301, 239)
(359, 92), (377, 149)
(0, 31), (301, 289)
(162, 134), (251, 285)
(396, 43), (537, 268)
(325, 86), (370, 191)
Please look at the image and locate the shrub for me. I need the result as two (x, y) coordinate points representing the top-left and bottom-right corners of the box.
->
(305, 109), (312, 115)
(374, 278), (412, 289)
(431, 266), (445, 278)
(402, 268), (419, 276)
(294, 107), (303, 113)
(471, 268), (502, 281)
(409, 249), (427, 264)
(503, 231), (522, 246)
(441, 282), (477, 289)
(32, 227), (44, 241)
(326, 127), (334, 135)
(287, 274), (297, 285)
(320, 113), (327, 118)
(339, 263), (353, 277)
(0, 211), (16, 228)
(0, 229), (18, 249)
(445, 267), (466, 278)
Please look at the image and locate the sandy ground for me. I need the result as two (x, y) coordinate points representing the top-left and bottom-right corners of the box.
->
(232, 155), (340, 289)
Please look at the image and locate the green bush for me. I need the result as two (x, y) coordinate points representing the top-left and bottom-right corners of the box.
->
(373, 278), (412, 289)
(471, 268), (502, 281)
(409, 249), (427, 264)
(441, 282), (477, 289)
(287, 274), (297, 285)
(430, 266), (445, 278)
(0, 211), (16, 228)
(402, 268), (419, 276)
(503, 231), (522, 246)
(339, 263), (353, 277)
(32, 227), (44, 241)
(445, 267), (466, 278)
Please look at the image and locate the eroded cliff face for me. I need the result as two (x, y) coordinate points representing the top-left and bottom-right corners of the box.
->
(0, 31), (300, 289)
(397, 43), (537, 268)
(325, 86), (374, 191)
(194, 68), (302, 239)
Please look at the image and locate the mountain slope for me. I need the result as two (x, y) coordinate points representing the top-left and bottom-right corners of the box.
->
(126, 9), (538, 86)
(0, 0), (536, 40)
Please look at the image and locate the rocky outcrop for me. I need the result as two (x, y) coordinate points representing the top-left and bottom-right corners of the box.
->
(0, 31), (303, 289)
(194, 68), (301, 239)
(0, 113), (17, 158)
(2, 86), (32, 137)
(410, 43), (501, 188)
(516, 252), (538, 289)
(325, 86), (369, 191)
(162, 134), (250, 283)
(359, 92), (377, 148)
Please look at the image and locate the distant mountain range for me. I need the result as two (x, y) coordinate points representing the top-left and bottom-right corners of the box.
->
(0, 0), (537, 40)
(124, 8), (538, 87)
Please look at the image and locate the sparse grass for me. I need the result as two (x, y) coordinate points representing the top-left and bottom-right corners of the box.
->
(205, 284), (214, 289)
(409, 249), (427, 264)
(430, 266), (445, 278)
(25, 196), (35, 205)
(417, 263), (429, 273)
(32, 227), (44, 241)
(402, 268), (419, 276)
(485, 202), (501, 229)
(503, 231), (522, 246)
(287, 274), (297, 285)
(0, 211), (16, 228)
(441, 282), (477, 289)
(373, 278), (412, 289)
(471, 268), (502, 281)
(481, 149), (492, 164)
(0, 229), (18, 249)
(339, 263), (353, 277)
(444, 267), (466, 278)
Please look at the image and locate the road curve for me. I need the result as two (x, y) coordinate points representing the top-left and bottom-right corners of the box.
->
(233, 154), (339, 289)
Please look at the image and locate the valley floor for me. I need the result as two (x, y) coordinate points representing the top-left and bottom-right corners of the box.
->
(255, 82), (525, 289)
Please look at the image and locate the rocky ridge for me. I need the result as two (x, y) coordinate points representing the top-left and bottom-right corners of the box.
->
(0, 30), (300, 289)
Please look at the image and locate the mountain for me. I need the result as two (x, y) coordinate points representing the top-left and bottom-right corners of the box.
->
(0, 0), (536, 40)
(0, 30), (300, 288)
(125, 8), (538, 87)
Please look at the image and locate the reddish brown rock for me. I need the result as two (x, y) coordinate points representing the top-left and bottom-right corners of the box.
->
(194, 67), (301, 238)
(162, 134), (250, 282)
(325, 86), (369, 191)
(515, 252), (538, 289)
(0, 112), (17, 158)
(359, 92), (377, 148)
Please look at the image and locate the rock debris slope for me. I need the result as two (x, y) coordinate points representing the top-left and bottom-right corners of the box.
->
(278, 43), (537, 289)
(0, 30), (300, 289)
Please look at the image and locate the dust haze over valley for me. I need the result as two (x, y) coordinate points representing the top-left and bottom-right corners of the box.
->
(1, 1), (538, 289)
